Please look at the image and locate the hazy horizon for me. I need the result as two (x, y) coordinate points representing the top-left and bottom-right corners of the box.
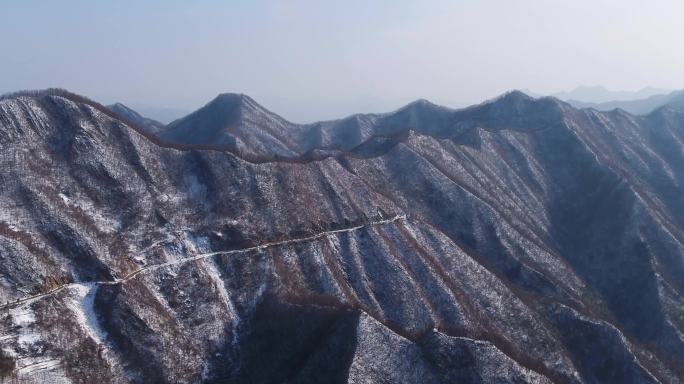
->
(2, 0), (683, 122)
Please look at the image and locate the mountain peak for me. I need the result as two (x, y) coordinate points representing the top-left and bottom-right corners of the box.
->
(454, 90), (565, 131)
(208, 93), (264, 114)
(397, 98), (451, 115)
(161, 92), (295, 154)
(496, 90), (534, 102)
(212, 92), (250, 104)
(480, 90), (537, 113)
(406, 98), (437, 107)
(108, 102), (144, 120)
(188, 93), (284, 127)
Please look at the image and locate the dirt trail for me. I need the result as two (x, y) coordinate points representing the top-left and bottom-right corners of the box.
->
(0, 215), (406, 311)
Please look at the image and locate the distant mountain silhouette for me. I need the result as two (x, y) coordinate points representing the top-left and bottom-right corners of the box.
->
(564, 90), (684, 115)
(552, 85), (671, 103)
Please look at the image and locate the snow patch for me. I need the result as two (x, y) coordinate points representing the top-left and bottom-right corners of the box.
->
(3, 303), (69, 381)
(67, 283), (108, 346)
(57, 193), (70, 205)
(184, 175), (207, 203)
(203, 259), (241, 347)
(187, 233), (211, 254)
(8, 307), (41, 347)
(10, 308), (35, 325)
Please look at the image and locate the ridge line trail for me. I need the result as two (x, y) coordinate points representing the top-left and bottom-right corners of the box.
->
(1, 214), (406, 310)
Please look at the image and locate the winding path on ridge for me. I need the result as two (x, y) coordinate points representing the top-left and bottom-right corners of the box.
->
(0, 214), (407, 311)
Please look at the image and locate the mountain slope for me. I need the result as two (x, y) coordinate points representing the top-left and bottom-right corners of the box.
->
(107, 103), (166, 135)
(0, 90), (684, 383)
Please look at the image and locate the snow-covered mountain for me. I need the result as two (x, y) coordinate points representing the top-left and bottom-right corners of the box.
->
(157, 90), (564, 159)
(1, 89), (684, 383)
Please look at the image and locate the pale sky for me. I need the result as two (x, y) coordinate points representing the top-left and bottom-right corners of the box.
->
(2, 0), (684, 122)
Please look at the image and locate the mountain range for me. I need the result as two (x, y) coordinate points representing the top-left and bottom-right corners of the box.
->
(550, 86), (672, 104)
(562, 90), (684, 115)
(1, 88), (684, 383)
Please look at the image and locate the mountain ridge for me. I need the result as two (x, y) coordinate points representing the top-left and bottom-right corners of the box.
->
(107, 102), (167, 135)
(156, 89), (572, 159)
